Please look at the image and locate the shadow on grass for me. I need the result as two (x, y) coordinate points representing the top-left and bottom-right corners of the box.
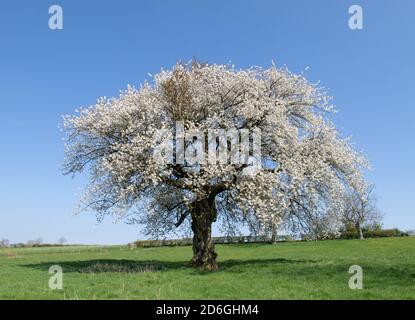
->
(22, 259), (181, 273)
(22, 257), (316, 274)
(21, 258), (415, 287)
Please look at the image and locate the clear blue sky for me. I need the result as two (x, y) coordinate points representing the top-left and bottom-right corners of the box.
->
(1, 0), (414, 244)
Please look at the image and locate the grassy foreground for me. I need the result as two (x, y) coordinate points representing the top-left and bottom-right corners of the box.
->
(0, 237), (414, 299)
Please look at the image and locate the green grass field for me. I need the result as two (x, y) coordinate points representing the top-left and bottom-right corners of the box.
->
(0, 237), (414, 299)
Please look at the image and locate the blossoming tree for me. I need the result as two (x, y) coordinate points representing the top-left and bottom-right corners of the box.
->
(341, 184), (381, 239)
(63, 61), (368, 270)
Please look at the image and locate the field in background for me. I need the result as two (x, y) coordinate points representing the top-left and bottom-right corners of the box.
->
(0, 237), (414, 299)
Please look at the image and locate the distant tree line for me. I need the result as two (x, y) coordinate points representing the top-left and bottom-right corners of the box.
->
(0, 237), (67, 248)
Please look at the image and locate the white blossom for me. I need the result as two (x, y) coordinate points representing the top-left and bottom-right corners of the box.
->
(63, 61), (369, 239)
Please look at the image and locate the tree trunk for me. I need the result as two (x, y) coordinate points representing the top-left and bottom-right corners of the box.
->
(356, 223), (364, 240)
(190, 196), (218, 270)
(270, 224), (277, 244)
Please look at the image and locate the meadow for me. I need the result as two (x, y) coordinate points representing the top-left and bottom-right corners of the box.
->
(0, 237), (414, 299)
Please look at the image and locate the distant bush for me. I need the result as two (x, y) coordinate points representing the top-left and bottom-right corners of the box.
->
(10, 243), (65, 248)
(340, 228), (408, 239)
(132, 235), (292, 248)
(133, 238), (193, 248)
(11, 243), (26, 248)
(31, 243), (64, 247)
(130, 230), (407, 248)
